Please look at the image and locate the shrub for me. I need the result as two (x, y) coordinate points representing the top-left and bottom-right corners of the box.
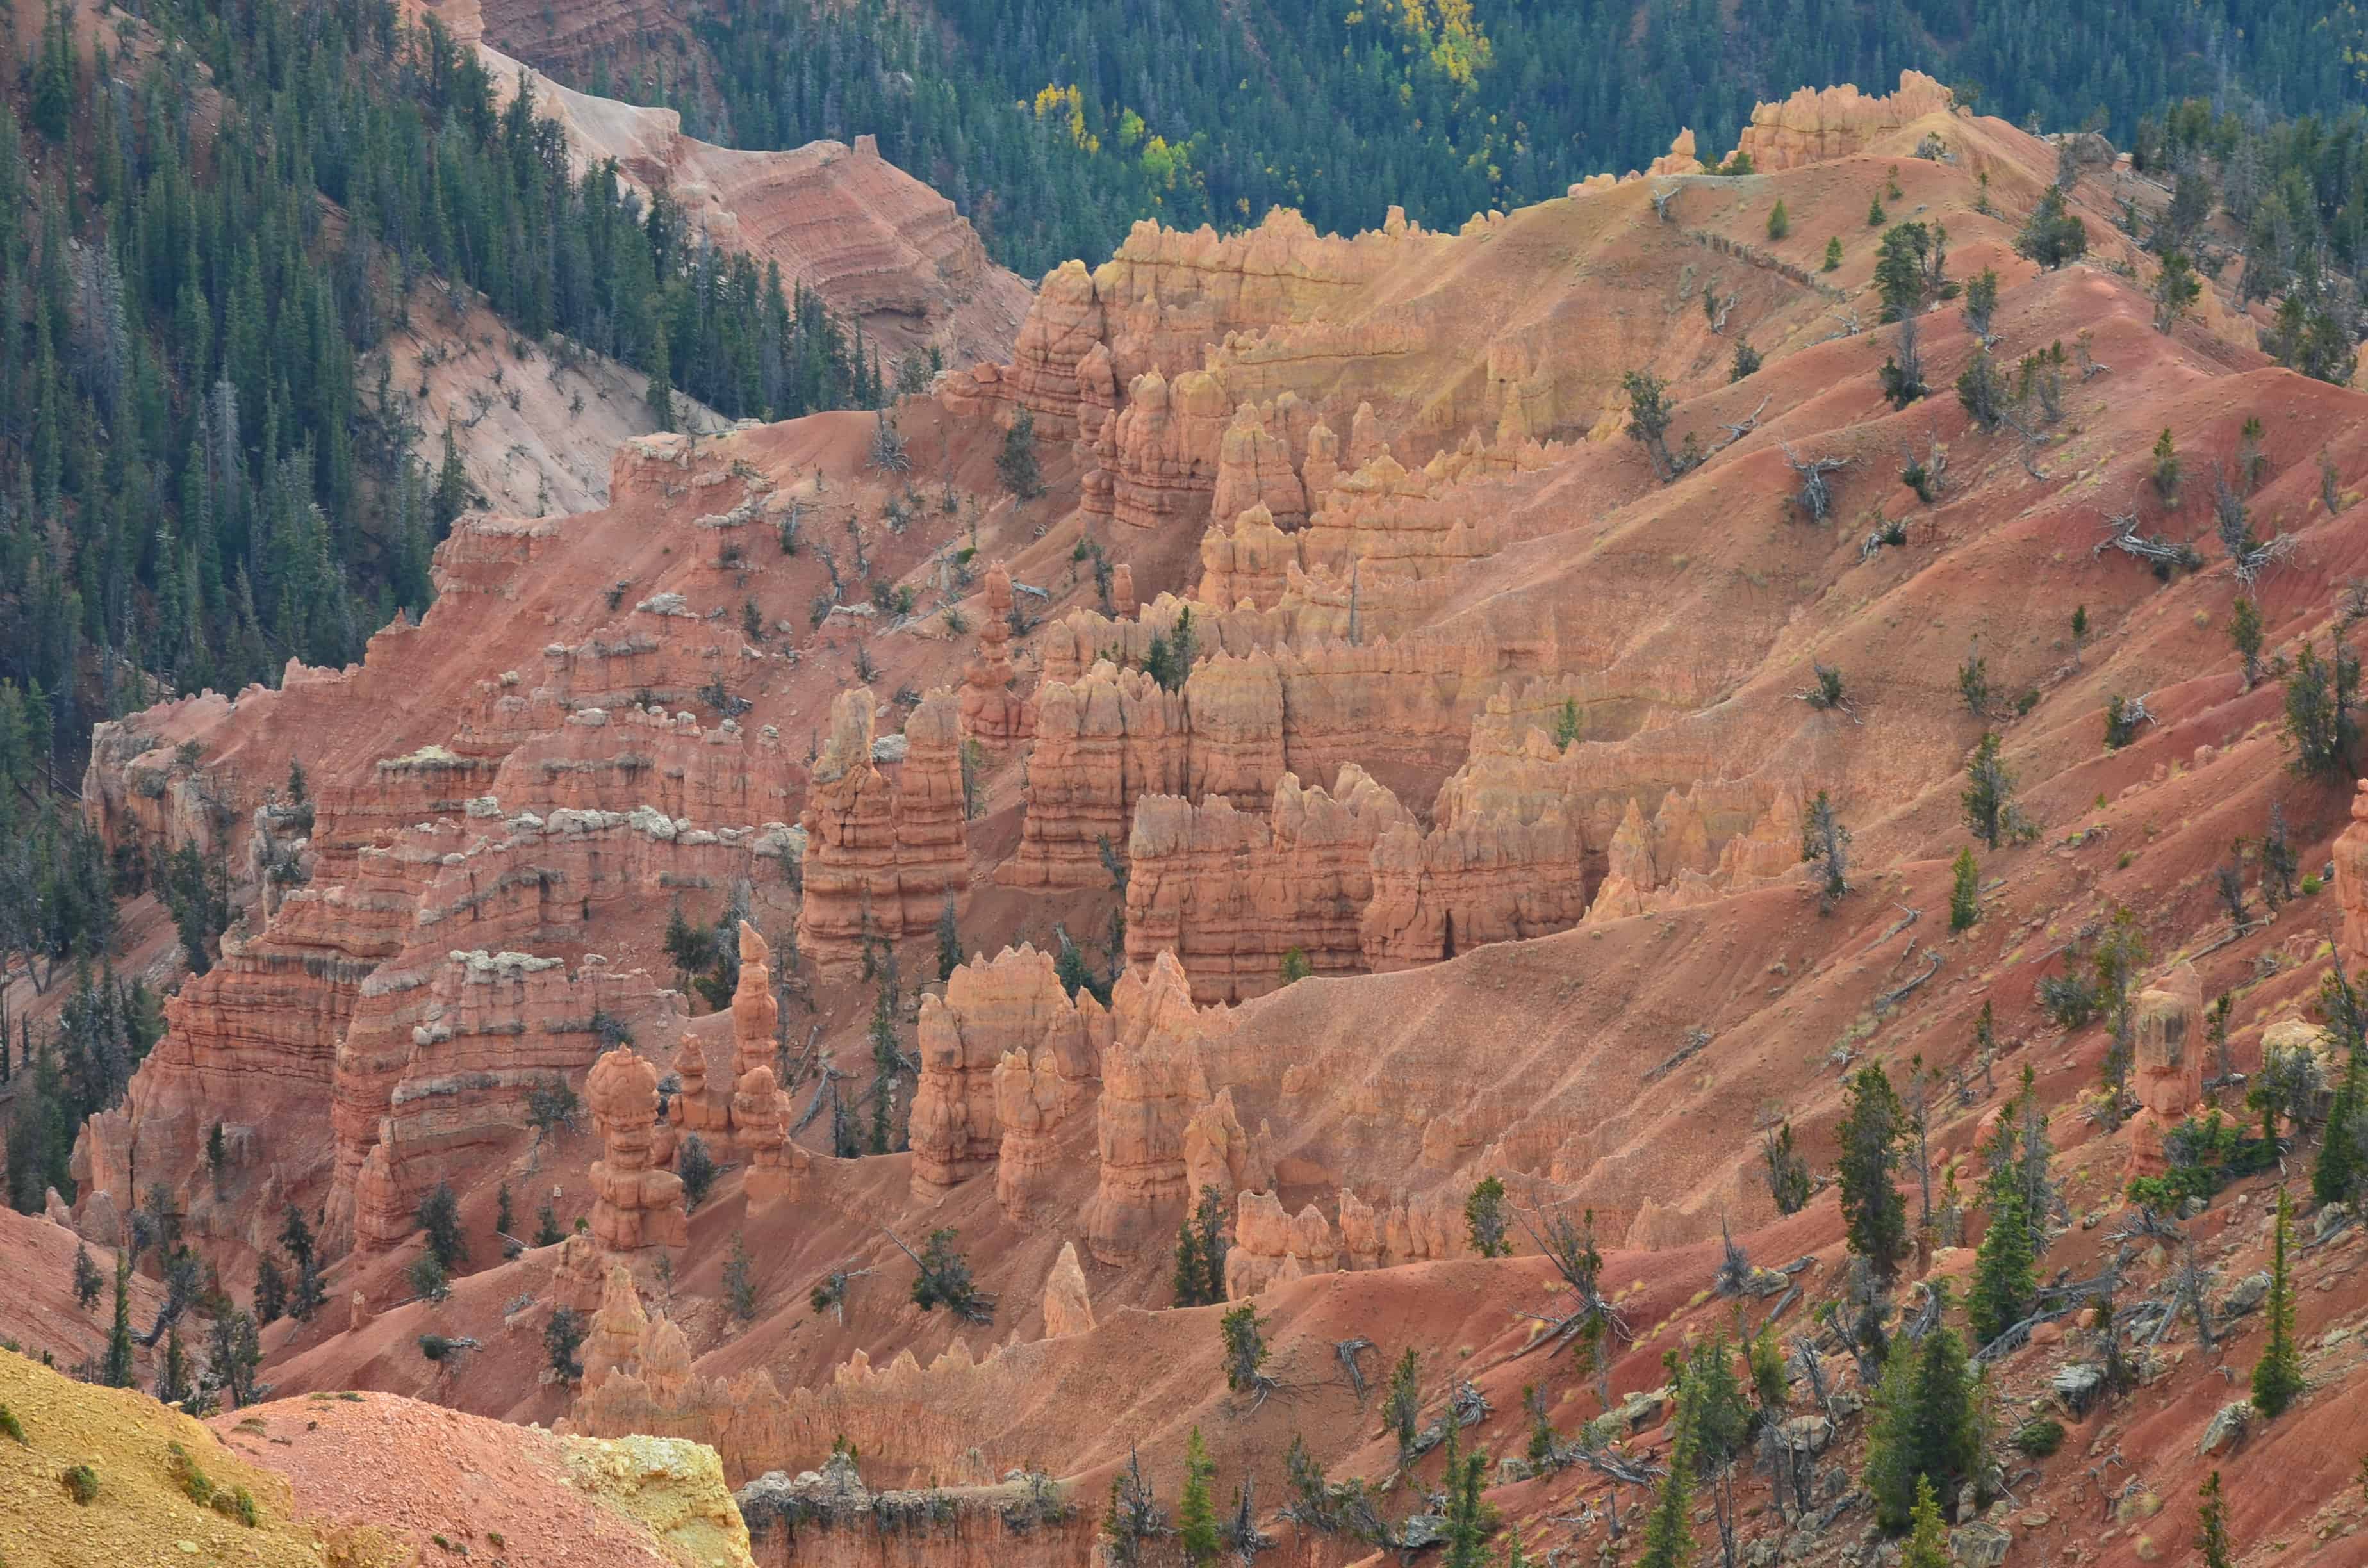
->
(678, 1132), (718, 1213)
(0, 1403), (22, 1444)
(170, 1442), (215, 1505)
(63, 1463), (100, 1503)
(406, 1252), (449, 1303)
(2012, 1417), (2064, 1456)
(545, 1307), (587, 1380)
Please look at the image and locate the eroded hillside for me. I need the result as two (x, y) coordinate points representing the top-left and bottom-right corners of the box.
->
(28, 73), (2368, 1568)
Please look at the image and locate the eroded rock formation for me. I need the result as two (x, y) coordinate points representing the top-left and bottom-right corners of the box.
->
(1124, 767), (1410, 1002)
(2127, 962), (2205, 1177)
(795, 689), (968, 968)
(1729, 71), (1957, 172)
(957, 563), (1032, 746)
(588, 1047), (688, 1252)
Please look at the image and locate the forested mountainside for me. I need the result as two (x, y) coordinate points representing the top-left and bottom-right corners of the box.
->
(559, 0), (2367, 277)
(0, 0), (884, 733)
(0, 0), (897, 999)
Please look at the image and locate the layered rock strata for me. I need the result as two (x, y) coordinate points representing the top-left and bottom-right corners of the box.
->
(1124, 767), (1410, 1003)
(794, 689), (968, 968)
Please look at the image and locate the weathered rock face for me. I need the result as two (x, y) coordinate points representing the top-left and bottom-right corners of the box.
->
(1225, 1189), (1340, 1298)
(1124, 767), (1410, 1003)
(588, 1046), (689, 1252)
(1208, 398), (1314, 530)
(1728, 70), (1957, 171)
(989, 985), (1110, 1217)
(1361, 809), (1591, 971)
(910, 944), (1106, 1197)
(1180, 1086), (1272, 1212)
(2127, 961), (2205, 1177)
(1085, 952), (1228, 1263)
(1197, 444), (1551, 619)
(666, 925), (808, 1206)
(1001, 664), (1190, 890)
(795, 689), (968, 968)
(1040, 1241), (1096, 1339)
(347, 950), (677, 1254)
(1014, 612), (1536, 890)
(2335, 780), (2368, 970)
(957, 563), (1031, 746)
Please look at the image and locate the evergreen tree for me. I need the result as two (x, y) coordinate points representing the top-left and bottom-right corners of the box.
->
(1635, 1388), (1697, 1568)
(2016, 185), (2090, 267)
(103, 1250), (135, 1389)
(1465, 1175), (1511, 1257)
(998, 409), (1045, 500)
(415, 1180), (468, 1271)
(725, 1231), (759, 1321)
(281, 1204), (326, 1321)
(2194, 1471), (2233, 1568)
(1387, 1346), (1422, 1457)
(156, 1328), (191, 1408)
(253, 1253), (288, 1327)
(72, 1243), (103, 1311)
(1176, 1427), (1219, 1567)
(1822, 236), (1844, 272)
(1862, 1314), (1982, 1530)
(1949, 847), (1980, 931)
(677, 1132), (718, 1211)
(936, 892), (962, 981)
(1901, 1475), (1951, 1568)
(646, 329), (677, 432)
(1440, 1419), (1493, 1568)
(1967, 1183), (2035, 1346)
(2251, 1186), (2303, 1417)
(1962, 733), (2017, 849)
(1836, 1060), (1909, 1284)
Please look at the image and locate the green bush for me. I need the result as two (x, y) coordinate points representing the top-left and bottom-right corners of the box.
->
(0, 1403), (23, 1444)
(2012, 1417), (2064, 1456)
(62, 1463), (100, 1504)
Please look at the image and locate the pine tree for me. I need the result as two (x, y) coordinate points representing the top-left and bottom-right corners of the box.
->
(1176, 1427), (1219, 1567)
(1949, 847), (1980, 931)
(1172, 1214), (1207, 1307)
(1635, 1389), (1697, 1568)
(1440, 1419), (1493, 1568)
(936, 893), (962, 981)
(103, 1250), (135, 1388)
(1967, 1184), (2035, 1346)
(1962, 733), (2016, 849)
(1766, 201), (1789, 240)
(1822, 236), (1844, 271)
(998, 409), (1044, 499)
(72, 1243), (103, 1310)
(725, 1231), (759, 1322)
(1387, 1346), (1422, 1457)
(415, 1179), (468, 1270)
(156, 1327), (190, 1407)
(1465, 1175), (1511, 1257)
(2194, 1470), (2233, 1568)
(646, 329), (677, 431)
(253, 1253), (287, 1327)
(2251, 1186), (2303, 1417)
(1836, 1060), (1909, 1284)
(1862, 1316), (1982, 1530)
(1901, 1475), (1951, 1568)
(282, 1204), (327, 1321)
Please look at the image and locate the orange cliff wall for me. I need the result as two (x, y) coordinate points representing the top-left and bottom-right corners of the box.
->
(794, 687), (969, 970)
(1122, 768), (1410, 1004)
